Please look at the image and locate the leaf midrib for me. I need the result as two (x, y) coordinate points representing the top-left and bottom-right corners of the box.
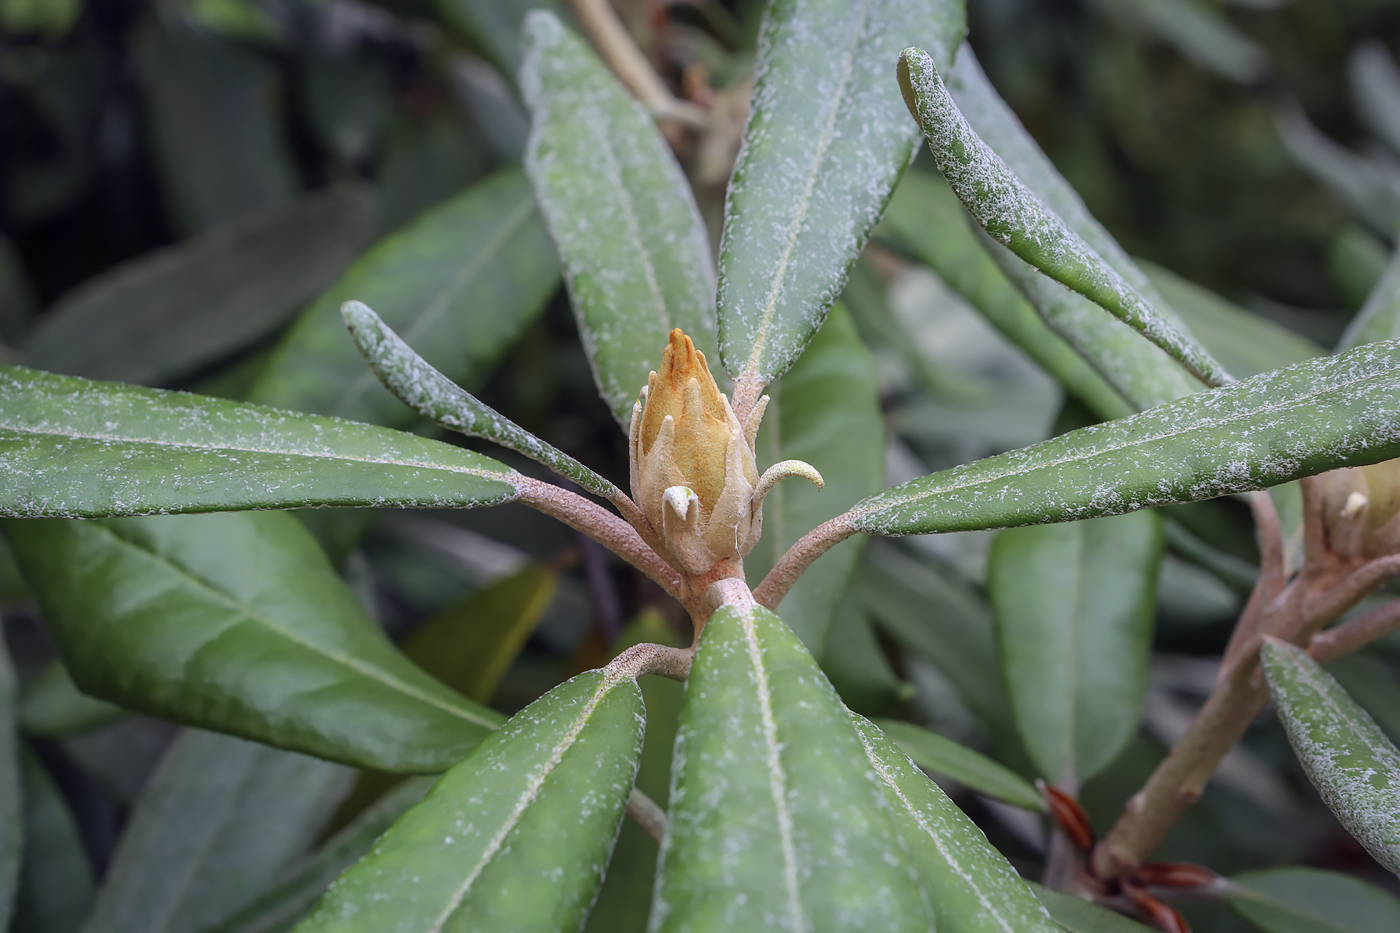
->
(853, 362), (1399, 521)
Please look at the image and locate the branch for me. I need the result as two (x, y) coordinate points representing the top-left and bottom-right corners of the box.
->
(753, 516), (858, 609)
(515, 476), (683, 598)
(1220, 492), (1287, 676)
(1310, 598), (1400, 665)
(607, 641), (693, 682)
(627, 787), (668, 845)
(568, 0), (708, 128)
(1300, 553), (1400, 627)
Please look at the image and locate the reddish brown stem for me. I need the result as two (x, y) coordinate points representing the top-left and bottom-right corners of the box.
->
(752, 516), (858, 609)
(1310, 598), (1400, 665)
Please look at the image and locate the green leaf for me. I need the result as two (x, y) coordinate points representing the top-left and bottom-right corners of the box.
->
(717, 0), (965, 387)
(249, 168), (558, 428)
(18, 661), (124, 738)
(653, 600), (929, 932)
(845, 341), (1400, 536)
(401, 563), (557, 704)
(878, 169), (1134, 421)
(84, 729), (353, 933)
(1029, 882), (1157, 932)
(1086, 0), (1268, 84)
(821, 595), (914, 716)
(1352, 42), (1400, 158)
(340, 300), (617, 499)
(1340, 241), (1400, 352)
(23, 187), (374, 387)
(432, 0), (567, 76)
(3, 512), (504, 772)
(744, 305), (884, 653)
(1276, 104), (1400, 240)
(0, 639), (19, 930)
(855, 542), (1020, 758)
(898, 46), (1231, 388)
(293, 668), (645, 933)
(0, 366), (519, 518)
(1141, 261), (1324, 378)
(13, 748), (95, 933)
(1259, 639), (1400, 876)
(521, 11), (717, 424)
(988, 510), (1163, 782)
(870, 718), (1045, 813)
(204, 777), (434, 933)
(1330, 227), (1389, 312)
(852, 715), (1061, 933)
(1227, 867), (1400, 933)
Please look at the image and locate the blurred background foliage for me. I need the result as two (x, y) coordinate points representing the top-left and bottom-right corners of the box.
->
(8, 0), (1400, 931)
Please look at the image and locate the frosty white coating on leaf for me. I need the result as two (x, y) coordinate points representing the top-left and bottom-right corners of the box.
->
(847, 340), (1400, 536)
(898, 47), (1233, 390)
(520, 10), (717, 426)
(651, 600), (929, 932)
(342, 300), (617, 499)
(852, 715), (1062, 933)
(1261, 640), (1400, 876)
(294, 669), (645, 932)
(716, 0), (964, 386)
(0, 365), (519, 518)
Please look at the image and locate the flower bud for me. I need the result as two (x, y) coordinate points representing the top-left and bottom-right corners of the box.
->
(1317, 459), (1400, 560)
(630, 330), (764, 574)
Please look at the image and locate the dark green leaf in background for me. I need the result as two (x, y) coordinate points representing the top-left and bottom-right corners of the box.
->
(0, 366), (519, 518)
(744, 305), (884, 653)
(18, 662), (124, 739)
(1340, 239), (1400, 352)
(0, 638), (19, 929)
(989, 510), (1163, 783)
(83, 729), (352, 933)
(23, 186), (375, 387)
(820, 595), (914, 717)
(293, 668), (645, 933)
(1227, 867), (1400, 933)
(1085, 0), (1268, 85)
(1030, 882), (1157, 932)
(1260, 640), (1400, 877)
(847, 341), (1400, 536)
(249, 169), (558, 428)
(432, 0), (567, 76)
(717, 0), (965, 387)
(12, 748), (94, 933)
(871, 718), (1045, 813)
(3, 513), (504, 772)
(521, 11), (717, 424)
(853, 716), (1061, 933)
(653, 600), (930, 932)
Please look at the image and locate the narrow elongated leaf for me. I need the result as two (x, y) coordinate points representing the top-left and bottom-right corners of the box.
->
(1353, 41), (1400, 157)
(521, 11), (716, 424)
(870, 718), (1044, 812)
(1227, 867), (1400, 933)
(845, 341), (1400, 536)
(717, 0), (965, 387)
(878, 170), (1134, 421)
(13, 748), (94, 933)
(19, 661), (124, 738)
(85, 729), (352, 933)
(249, 168), (558, 428)
(821, 595), (913, 716)
(1029, 883), (1156, 932)
(0, 366), (519, 518)
(1142, 261), (1323, 377)
(1340, 241), (1400, 352)
(898, 46), (1231, 388)
(744, 306), (884, 653)
(401, 563), (557, 704)
(3, 512), (504, 772)
(293, 668), (645, 933)
(1277, 105), (1400, 239)
(206, 777), (434, 933)
(24, 187), (374, 387)
(341, 300), (616, 498)
(989, 510), (1163, 782)
(653, 600), (929, 932)
(0, 639), (18, 930)
(852, 716), (1061, 933)
(1260, 640), (1400, 876)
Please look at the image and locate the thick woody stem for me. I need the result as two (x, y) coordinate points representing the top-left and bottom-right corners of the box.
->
(568, 0), (708, 128)
(1300, 553), (1400, 623)
(1310, 598), (1400, 665)
(607, 641), (693, 682)
(753, 516), (859, 609)
(1220, 493), (1287, 676)
(627, 787), (668, 844)
(515, 475), (683, 598)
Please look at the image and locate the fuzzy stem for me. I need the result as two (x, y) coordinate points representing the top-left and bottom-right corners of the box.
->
(1310, 598), (1400, 664)
(753, 516), (858, 610)
(568, 0), (708, 127)
(627, 787), (668, 845)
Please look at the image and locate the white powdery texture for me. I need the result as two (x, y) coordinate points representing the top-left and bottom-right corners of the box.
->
(849, 341), (1400, 535)
(521, 12), (716, 424)
(716, 0), (950, 384)
(1268, 645), (1400, 875)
